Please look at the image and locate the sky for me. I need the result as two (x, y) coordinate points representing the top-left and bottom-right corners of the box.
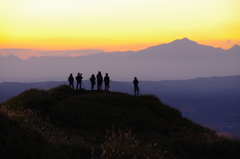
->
(0, 0), (240, 59)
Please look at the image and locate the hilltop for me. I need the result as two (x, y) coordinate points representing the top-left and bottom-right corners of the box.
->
(0, 85), (240, 159)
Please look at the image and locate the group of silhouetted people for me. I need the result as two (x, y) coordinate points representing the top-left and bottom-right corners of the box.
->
(89, 71), (110, 91)
(68, 72), (140, 95)
(68, 71), (110, 91)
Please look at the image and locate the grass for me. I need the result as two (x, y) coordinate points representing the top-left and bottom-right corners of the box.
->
(0, 84), (240, 159)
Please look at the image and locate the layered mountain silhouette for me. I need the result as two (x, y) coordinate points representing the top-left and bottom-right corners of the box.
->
(0, 38), (239, 82)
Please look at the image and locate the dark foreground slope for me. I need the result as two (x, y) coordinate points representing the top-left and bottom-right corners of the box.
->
(0, 85), (239, 159)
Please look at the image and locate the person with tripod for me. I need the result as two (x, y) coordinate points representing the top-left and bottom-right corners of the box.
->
(75, 73), (83, 90)
(133, 77), (139, 96)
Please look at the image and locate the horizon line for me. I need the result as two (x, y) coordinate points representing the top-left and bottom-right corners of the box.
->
(1, 38), (239, 60)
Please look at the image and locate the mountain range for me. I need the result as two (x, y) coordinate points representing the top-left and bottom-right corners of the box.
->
(0, 38), (240, 82)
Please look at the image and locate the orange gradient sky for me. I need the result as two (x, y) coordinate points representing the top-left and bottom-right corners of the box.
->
(1, 0), (240, 57)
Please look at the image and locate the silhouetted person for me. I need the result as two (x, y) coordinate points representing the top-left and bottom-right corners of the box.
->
(75, 73), (83, 90)
(68, 73), (74, 89)
(133, 77), (139, 96)
(104, 73), (110, 91)
(89, 74), (96, 90)
(96, 71), (103, 90)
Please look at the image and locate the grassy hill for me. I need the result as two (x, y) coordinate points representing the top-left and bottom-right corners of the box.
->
(0, 85), (239, 159)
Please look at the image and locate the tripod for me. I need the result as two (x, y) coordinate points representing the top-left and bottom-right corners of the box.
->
(132, 87), (141, 96)
(81, 81), (85, 90)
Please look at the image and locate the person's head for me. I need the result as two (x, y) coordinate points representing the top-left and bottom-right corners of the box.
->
(70, 73), (72, 76)
(106, 73), (108, 76)
(134, 77), (137, 80)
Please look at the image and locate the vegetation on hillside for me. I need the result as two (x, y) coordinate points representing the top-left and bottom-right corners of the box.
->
(0, 85), (239, 159)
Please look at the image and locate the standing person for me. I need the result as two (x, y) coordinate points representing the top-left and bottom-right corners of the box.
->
(133, 77), (139, 96)
(104, 73), (110, 91)
(89, 74), (96, 90)
(75, 73), (83, 90)
(96, 71), (103, 90)
(68, 73), (74, 89)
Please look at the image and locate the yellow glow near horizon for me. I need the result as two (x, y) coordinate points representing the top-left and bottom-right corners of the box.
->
(0, 0), (240, 53)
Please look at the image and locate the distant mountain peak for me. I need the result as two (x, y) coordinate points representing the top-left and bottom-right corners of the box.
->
(170, 38), (198, 45)
(230, 44), (240, 49)
(229, 44), (240, 51)
(181, 37), (191, 41)
(2, 55), (21, 60)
